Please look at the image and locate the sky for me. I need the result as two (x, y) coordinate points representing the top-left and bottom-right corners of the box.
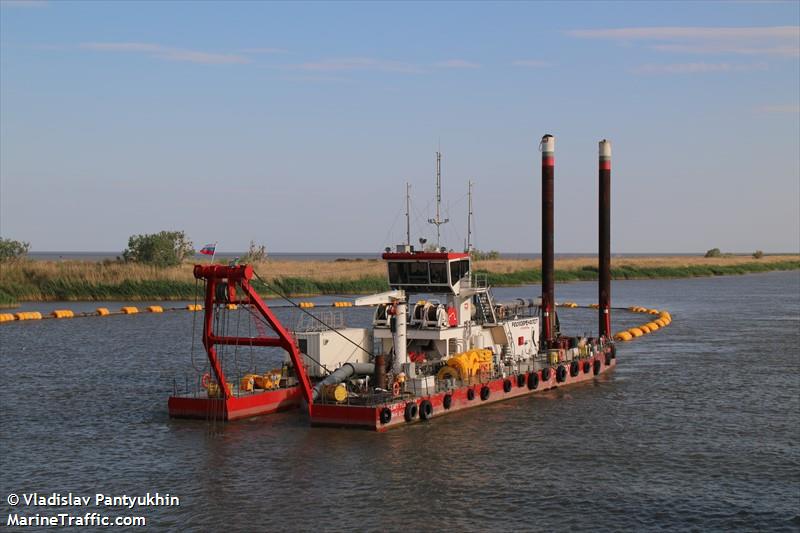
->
(1, 0), (798, 254)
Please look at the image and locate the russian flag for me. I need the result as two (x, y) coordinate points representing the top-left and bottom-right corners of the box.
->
(200, 243), (216, 256)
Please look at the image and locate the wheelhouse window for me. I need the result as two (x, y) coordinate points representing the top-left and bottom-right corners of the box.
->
(449, 259), (471, 285)
(388, 262), (408, 284)
(408, 262), (429, 284)
(429, 262), (448, 284)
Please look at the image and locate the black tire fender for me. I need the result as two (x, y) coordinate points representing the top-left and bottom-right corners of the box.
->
(467, 388), (475, 401)
(404, 402), (418, 422)
(527, 372), (539, 390)
(593, 359), (602, 376)
(541, 367), (551, 381)
(380, 407), (392, 424)
(583, 361), (591, 374)
(503, 379), (512, 393)
(570, 361), (579, 377)
(443, 394), (452, 410)
(419, 400), (433, 421)
(556, 365), (567, 383)
(480, 386), (490, 401)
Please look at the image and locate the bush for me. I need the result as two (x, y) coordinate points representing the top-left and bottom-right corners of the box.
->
(704, 248), (722, 258)
(471, 249), (500, 260)
(122, 231), (194, 267)
(242, 240), (267, 263)
(0, 237), (30, 262)
(752, 250), (764, 259)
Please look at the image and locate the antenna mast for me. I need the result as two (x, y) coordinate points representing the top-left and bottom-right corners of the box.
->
(405, 182), (411, 247)
(466, 180), (473, 252)
(428, 151), (449, 249)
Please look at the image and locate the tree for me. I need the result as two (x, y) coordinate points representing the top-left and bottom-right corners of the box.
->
(0, 237), (30, 262)
(122, 231), (194, 267)
(752, 250), (764, 259)
(704, 248), (722, 258)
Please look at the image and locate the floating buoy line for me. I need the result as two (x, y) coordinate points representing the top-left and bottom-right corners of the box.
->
(1, 299), (673, 344)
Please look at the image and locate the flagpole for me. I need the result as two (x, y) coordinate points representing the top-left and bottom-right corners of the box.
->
(210, 241), (217, 264)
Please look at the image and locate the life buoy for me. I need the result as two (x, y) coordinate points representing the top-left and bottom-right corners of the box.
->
(443, 394), (453, 410)
(517, 374), (526, 388)
(583, 361), (591, 374)
(480, 386), (490, 401)
(201, 373), (211, 389)
(527, 372), (539, 390)
(419, 400), (433, 420)
(541, 367), (551, 381)
(570, 361), (579, 377)
(467, 389), (475, 401)
(593, 359), (602, 375)
(392, 381), (401, 396)
(503, 379), (512, 393)
(556, 365), (567, 383)
(404, 402), (418, 422)
(380, 407), (392, 424)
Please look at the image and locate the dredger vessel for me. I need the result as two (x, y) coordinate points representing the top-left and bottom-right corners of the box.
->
(168, 136), (618, 430)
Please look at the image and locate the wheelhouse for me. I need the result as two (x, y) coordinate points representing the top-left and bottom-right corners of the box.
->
(382, 251), (471, 294)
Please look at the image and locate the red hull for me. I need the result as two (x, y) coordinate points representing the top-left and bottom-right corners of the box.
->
(310, 354), (616, 431)
(168, 387), (302, 420)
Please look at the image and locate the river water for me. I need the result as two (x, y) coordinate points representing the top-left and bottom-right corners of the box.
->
(1, 271), (798, 531)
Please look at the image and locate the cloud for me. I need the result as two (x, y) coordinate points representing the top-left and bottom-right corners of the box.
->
(292, 57), (423, 73)
(756, 104), (800, 113)
(434, 59), (480, 69)
(80, 42), (249, 64)
(1, 0), (47, 7)
(633, 62), (768, 74)
(568, 26), (800, 57)
(512, 59), (550, 68)
(239, 47), (288, 54)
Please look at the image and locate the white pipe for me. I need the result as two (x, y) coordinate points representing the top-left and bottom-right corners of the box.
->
(393, 301), (408, 372)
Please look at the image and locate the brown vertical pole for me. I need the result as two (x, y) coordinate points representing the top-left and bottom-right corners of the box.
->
(599, 139), (612, 338)
(541, 134), (555, 345)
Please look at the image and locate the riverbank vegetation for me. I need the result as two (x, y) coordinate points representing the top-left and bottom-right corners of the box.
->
(1, 254), (797, 307)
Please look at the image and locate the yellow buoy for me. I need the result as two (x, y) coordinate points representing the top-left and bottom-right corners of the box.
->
(15, 311), (42, 321)
(646, 322), (659, 331)
(187, 304), (202, 311)
(616, 331), (634, 341)
(0, 313), (15, 322)
(121, 306), (138, 314)
(147, 305), (163, 313)
(96, 307), (110, 316)
(226, 303), (238, 310)
(639, 324), (651, 334)
(628, 327), (644, 337)
(51, 309), (74, 319)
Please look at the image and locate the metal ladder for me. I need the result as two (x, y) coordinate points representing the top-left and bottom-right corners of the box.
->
(476, 291), (497, 324)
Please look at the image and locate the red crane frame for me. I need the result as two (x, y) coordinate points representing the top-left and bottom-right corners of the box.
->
(193, 264), (313, 407)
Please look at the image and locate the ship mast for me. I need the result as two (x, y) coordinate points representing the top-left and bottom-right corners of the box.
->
(428, 151), (449, 249)
(466, 180), (473, 253)
(405, 182), (411, 247)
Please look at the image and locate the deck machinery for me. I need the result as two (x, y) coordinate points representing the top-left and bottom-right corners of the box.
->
(168, 136), (617, 429)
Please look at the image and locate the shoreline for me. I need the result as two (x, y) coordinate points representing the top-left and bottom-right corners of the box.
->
(1, 255), (797, 307)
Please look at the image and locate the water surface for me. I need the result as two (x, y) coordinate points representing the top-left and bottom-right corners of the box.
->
(1, 271), (798, 531)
